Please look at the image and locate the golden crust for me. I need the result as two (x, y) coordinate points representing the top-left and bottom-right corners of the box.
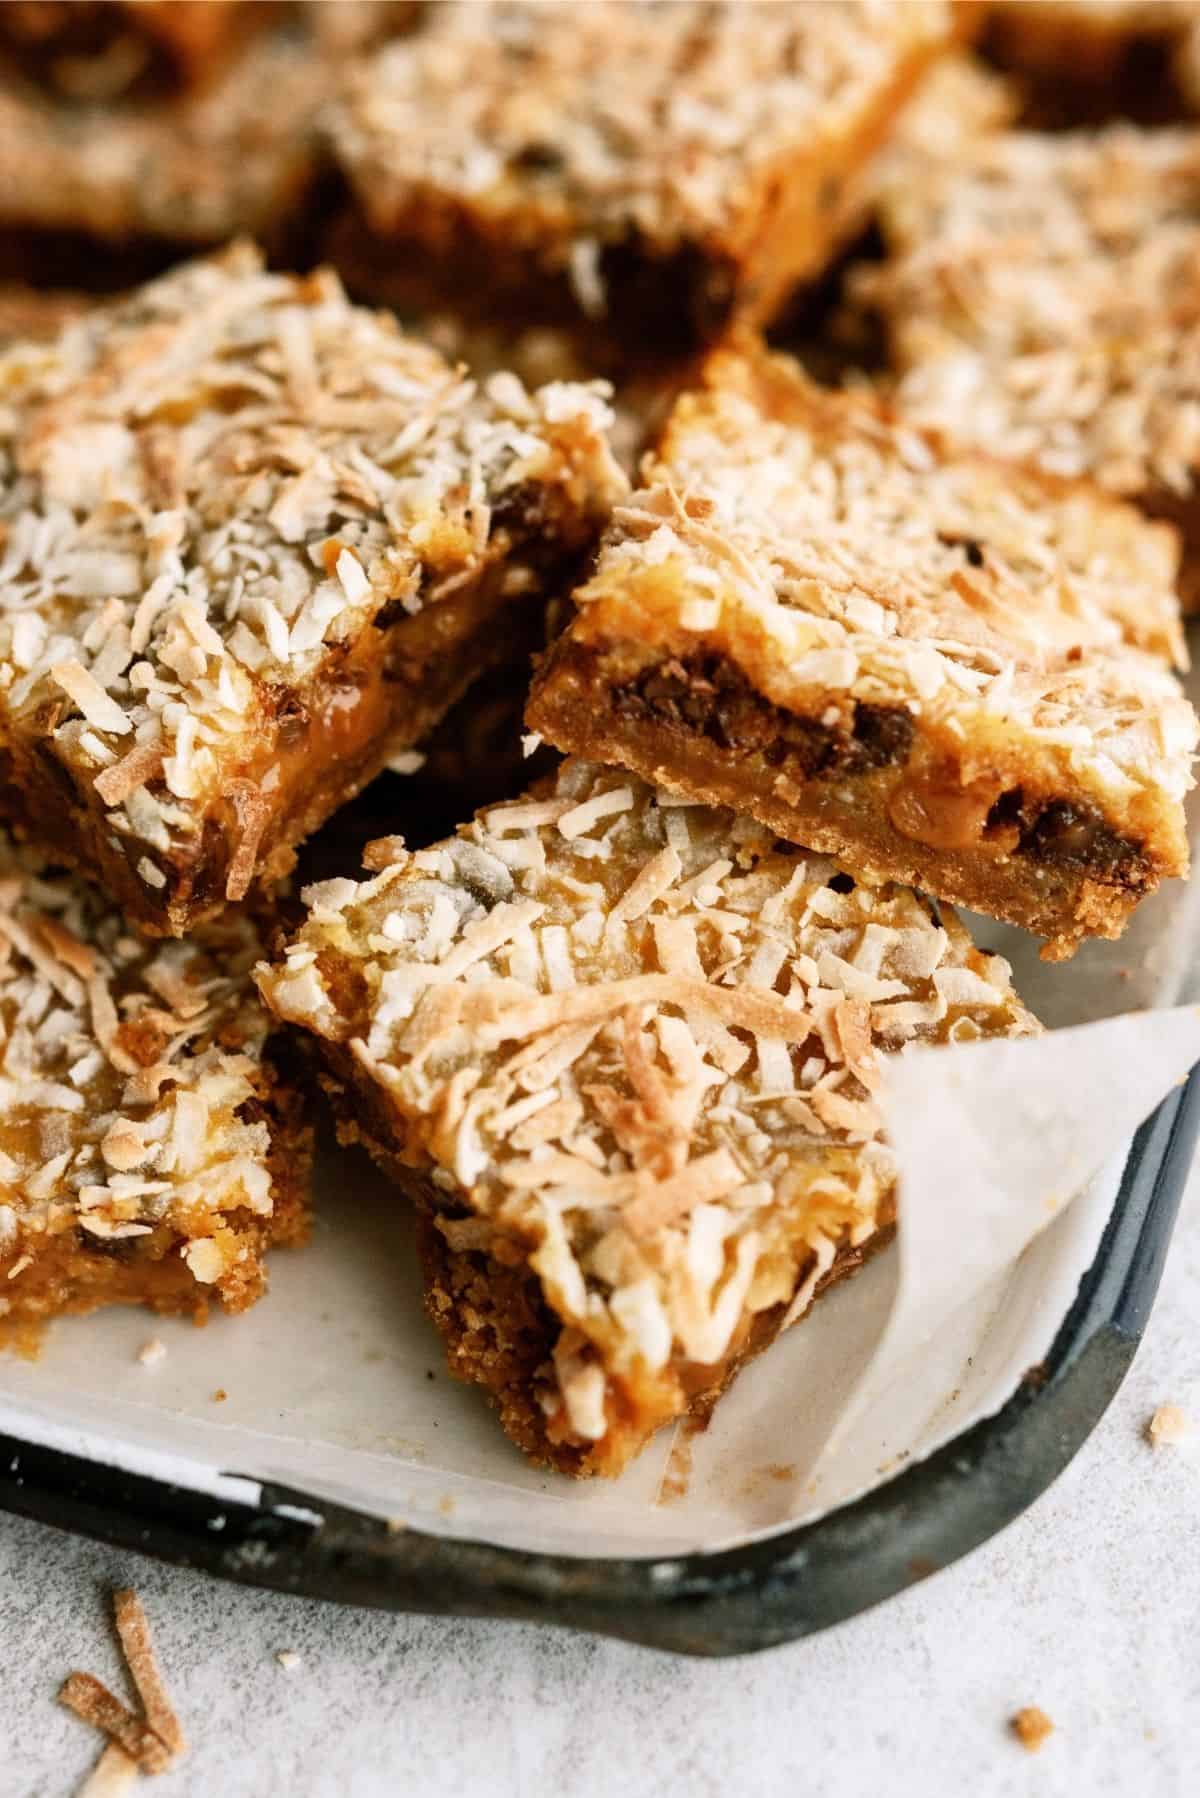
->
(527, 349), (1197, 957)
(260, 758), (1036, 1473)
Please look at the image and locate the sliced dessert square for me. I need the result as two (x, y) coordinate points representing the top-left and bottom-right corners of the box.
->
(527, 350), (1197, 959)
(0, 243), (626, 934)
(0, 836), (310, 1329)
(259, 758), (1038, 1477)
(327, 0), (963, 352)
(867, 125), (1200, 602)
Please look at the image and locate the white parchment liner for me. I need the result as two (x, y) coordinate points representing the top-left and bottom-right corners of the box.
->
(3, 694), (1200, 1560)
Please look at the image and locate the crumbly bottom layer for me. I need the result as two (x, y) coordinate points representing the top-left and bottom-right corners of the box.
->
(311, 1036), (893, 1478)
(527, 639), (1161, 959)
(0, 1051), (312, 1329)
(418, 1213), (894, 1478)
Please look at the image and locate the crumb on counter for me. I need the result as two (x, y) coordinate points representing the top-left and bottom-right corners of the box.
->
(76, 1742), (138, 1797)
(1147, 1402), (1193, 1446)
(60, 1589), (184, 1788)
(137, 1340), (167, 1369)
(1010, 1706), (1055, 1752)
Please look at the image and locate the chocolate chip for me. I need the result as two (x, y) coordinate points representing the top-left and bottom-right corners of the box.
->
(1019, 800), (1148, 883)
(849, 703), (913, 770)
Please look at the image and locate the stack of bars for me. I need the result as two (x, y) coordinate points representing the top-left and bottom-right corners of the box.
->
(1, 0), (1198, 1480)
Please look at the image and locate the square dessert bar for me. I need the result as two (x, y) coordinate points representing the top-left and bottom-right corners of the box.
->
(868, 127), (1200, 601)
(328, 0), (963, 352)
(260, 760), (1037, 1477)
(0, 244), (626, 935)
(527, 352), (1198, 960)
(0, 836), (310, 1329)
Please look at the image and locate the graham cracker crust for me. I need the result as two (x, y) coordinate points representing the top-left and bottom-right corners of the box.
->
(417, 1207), (897, 1479)
(527, 636), (1161, 960)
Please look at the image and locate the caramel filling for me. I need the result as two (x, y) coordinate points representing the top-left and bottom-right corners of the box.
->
(888, 773), (1005, 853)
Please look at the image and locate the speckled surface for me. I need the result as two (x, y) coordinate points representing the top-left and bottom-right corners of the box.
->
(2, 1160), (1198, 1798)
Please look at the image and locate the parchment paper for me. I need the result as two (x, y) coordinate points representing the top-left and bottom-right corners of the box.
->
(2, 705), (1200, 1560)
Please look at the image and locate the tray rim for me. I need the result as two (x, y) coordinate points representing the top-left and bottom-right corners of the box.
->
(0, 1065), (1196, 1657)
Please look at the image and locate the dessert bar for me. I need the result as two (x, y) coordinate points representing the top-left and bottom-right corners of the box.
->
(527, 351), (1197, 959)
(0, 836), (310, 1328)
(0, 244), (625, 934)
(259, 759), (1037, 1476)
(328, 0), (962, 351)
(864, 50), (1017, 184)
(868, 126), (1200, 600)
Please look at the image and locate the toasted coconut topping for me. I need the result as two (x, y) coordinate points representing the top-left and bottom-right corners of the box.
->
(77, 1742), (139, 1798)
(330, 0), (955, 260)
(64, 1586), (185, 1793)
(563, 349), (1197, 824)
(0, 244), (624, 896)
(112, 1588), (184, 1761)
(868, 125), (1200, 502)
(842, 51), (1018, 231)
(0, 834), (280, 1279)
(58, 1674), (169, 1776)
(260, 759), (1036, 1444)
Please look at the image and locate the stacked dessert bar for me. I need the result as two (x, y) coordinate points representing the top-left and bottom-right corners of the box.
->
(1, 1), (1196, 1478)
(0, 237), (623, 1326)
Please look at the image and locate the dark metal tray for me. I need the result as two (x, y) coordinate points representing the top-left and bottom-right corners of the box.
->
(1, 1065), (1195, 1658)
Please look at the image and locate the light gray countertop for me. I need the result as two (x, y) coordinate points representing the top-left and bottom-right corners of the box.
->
(3, 1162), (1198, 1798)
